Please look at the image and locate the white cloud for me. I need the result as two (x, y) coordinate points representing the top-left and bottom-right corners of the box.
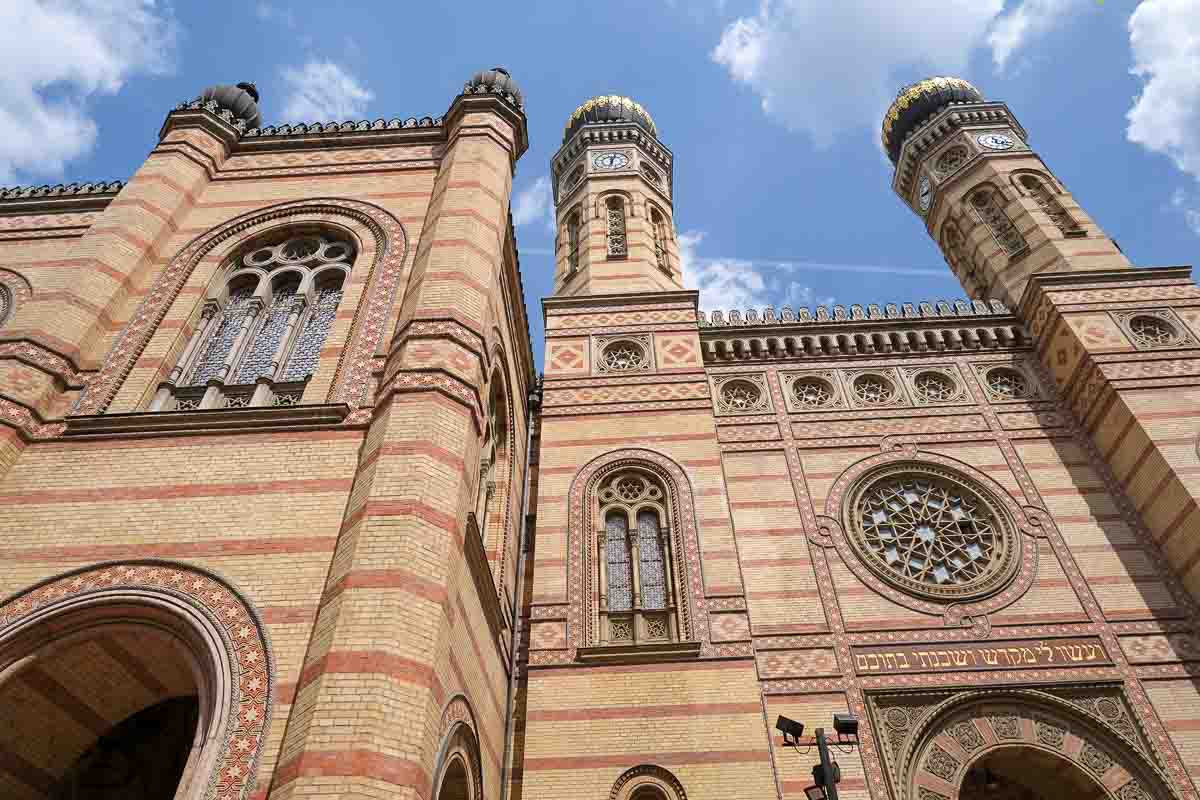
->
(280, 61), (374, 122)
(709, 0), (1076, 146)
(0, 0), (178, 184)
(679, 231), (770, 311)
(1171, 188), (1200, 235)
(512, 176), (553, 227)
(1127, 0), (1200, 181)
(988, 0), (1086, 70)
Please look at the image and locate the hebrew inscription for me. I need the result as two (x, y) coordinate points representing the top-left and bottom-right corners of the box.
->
(852, 637), (1108, 675)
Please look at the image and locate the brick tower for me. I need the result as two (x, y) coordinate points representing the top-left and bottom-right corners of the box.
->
(885, 76), (1200, 599)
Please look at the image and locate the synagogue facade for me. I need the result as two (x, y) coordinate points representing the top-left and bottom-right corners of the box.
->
(0, 67), (1197, 800)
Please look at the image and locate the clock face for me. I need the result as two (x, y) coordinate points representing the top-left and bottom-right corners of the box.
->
(918, 176), (932, 213)
(592, 151), (629, 170)
(977, 132), (1015, 151)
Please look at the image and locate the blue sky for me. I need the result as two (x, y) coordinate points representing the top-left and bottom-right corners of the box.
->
(4, 0), (1199, 370)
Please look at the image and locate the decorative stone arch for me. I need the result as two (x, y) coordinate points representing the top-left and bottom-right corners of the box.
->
(566, 448), (708, 654)
(433, 695), (483, 800)
(1008, 168), (1064, 197)
(0, 560), (273, 800)
(0, 267), (33, 329)
(484, 341), (518, 592)
(817, 448), (1038, 623)
(74, 198), (409, 415)
(886, 688), (1177, 800)
(609, 764), (688, 800)
(593, 188), (636, 219)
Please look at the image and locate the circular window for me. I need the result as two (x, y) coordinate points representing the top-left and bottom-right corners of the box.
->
(845, 465), (1017, 601)
(602, 340), (647, 372)
(0, 285), (12, 326)
(1128, 315), (1179, 347)
(720, 379), (765, 412)
(792, 376), (836, 408)
(985, 367), (1029, 400)
(912, 371), (958, 403)
(852, 374), (896, 406)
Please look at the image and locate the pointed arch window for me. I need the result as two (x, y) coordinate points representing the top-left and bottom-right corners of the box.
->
(154, 232), (353, 411)
(969, 188), (1027, 256)
(473, 377), (508, 547)
(650, 207), (670, 274)
(1019, 174), (1079, 235)
(565, 209), (582, 274)
(606, 196), (627, 258)
(942, 224), (985, 299)
(596, 470), (679, 644)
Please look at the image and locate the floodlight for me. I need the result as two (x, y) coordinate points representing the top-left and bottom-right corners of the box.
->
(833, 713), (859, 737)
(776, 715), (805, 743)
(803, 786), (826, 800)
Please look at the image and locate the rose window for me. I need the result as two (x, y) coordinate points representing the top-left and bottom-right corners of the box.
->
(847, 467), (1016, 600)
(720, 380), (764, 411)
(1128, 315), (1178, 347)
(602, 341), (646, 372)
(792, 377), (835, 408)
(913, 371), (957, 402)
(853, 374), (896, 405)
(986, 367), (1028, 399)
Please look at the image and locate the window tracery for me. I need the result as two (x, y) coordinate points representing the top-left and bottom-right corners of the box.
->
(595, 470), (679, 645)
(984, 367), (1030, 401)
(474, 377), (507, 547)
(912, 371), (958, 403)
(969, 188), (1027, 256)
(566, 209), (582, 274)
(852, 373), (897, 406)
(845, 465), (1017, 601)
(1019, 174), (1077, 235)
(155, 231), (352, 411)
(792, 376), (836, 408)
(606, 196), (627, 258)
(934, 145), (968, 177)
(942, 223), (983, 298)
(601, 339), (648, 372)
(651, 207), (670, 273)
(718, 379), (767, 412)
(1128, 314), (1179, 348)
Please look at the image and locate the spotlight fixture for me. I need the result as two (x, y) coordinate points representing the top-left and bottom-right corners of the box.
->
(803, 786), (827, 800)
(833, 713), (859, 738)
(776, 715), (805, 745)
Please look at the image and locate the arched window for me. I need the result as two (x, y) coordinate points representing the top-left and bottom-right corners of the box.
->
(596, 470), (679, 644)
(942, 223), (985, 299)
(1018, 174), (1078, 235)
(968, 188), (1027, 256)
(565, 209), (582, 274)
(606, 196), (627, 258)
(474, 375), (508, 547)
(650, 207), (670, 273)
(155, 232), (352, 411)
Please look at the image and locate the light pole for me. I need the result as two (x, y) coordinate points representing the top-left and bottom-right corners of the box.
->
(776, 713), (859, 800)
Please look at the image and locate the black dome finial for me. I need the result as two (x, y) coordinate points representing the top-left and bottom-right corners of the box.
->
(882, 77), (984, 164)
(198, 81), (262, 129)
(462, 67), (524, 110)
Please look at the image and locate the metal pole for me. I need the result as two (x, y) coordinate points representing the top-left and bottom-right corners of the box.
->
(816, 728), (839, 800)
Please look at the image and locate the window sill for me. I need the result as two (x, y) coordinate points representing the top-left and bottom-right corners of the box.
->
(63, 403), (352, 437)
(576, 640), (701, 665)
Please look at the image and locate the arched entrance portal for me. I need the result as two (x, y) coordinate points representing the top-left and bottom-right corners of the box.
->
(960, 747), (1108, 799)
(0, 624), (201, 800)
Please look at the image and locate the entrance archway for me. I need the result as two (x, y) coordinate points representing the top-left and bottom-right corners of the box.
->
(959, 746), (1108, 799)
(0, 562), (273, 800)
(875, 688), (1177, 800)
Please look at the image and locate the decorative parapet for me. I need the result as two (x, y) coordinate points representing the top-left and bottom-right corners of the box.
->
(0, 180), (124, 212)
(0, 181), (124, 200)
(698, 298), (1028, 362)
(698, 298), (1009, 327)
(245, 116), (442, 137)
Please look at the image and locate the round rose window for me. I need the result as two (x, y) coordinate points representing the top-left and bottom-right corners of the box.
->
(845, 465), (1018, 601)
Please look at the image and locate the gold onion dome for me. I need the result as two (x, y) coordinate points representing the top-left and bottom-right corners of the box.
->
(564, 95), (657, 144)
(882, 76), (983, 165)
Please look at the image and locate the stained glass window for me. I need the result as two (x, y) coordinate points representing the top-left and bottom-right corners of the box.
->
(234, 278), (300, 384)
(606, 197), (626, 257)
(187, 287), (255, 386)
(282, 283), (343, 381)
(637, 510), (666, 609)
(606, 513), (632, 612)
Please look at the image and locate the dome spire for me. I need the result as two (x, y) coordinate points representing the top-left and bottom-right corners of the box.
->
(563, 95), (657, 144)
(881, 76), (983, 164)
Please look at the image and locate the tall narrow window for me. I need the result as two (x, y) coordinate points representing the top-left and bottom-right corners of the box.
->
(474, 381), (502, 545)
(969, 188), (1027, 256)
(943, 224), (984, 299)
(159, 232), (354, 411)
(1019, 174), (1077, 235)
(595, 470), (678, 644)
(606, 197), (627, 258)
(650, 208), (669, 273)
(566, 210), (581, 274)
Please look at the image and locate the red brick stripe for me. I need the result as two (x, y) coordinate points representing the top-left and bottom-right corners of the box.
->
(19, 667), (111, 735)
(522, 748), (769, 771)
(326, 568), (449, 605)
(273, 749), (428, 790)
(0, 535), (337, 562)
(295, 651), (442, 700)
(0, 478), (352, 505)
(95, 636), (170, 696)
(527, 701), (761, 722)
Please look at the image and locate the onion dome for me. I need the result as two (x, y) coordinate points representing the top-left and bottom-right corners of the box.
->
(463, 67), (524, 110)
(563, 95), (657, 144)
(882, 77), (983, 164)
(199, 82), (262, 129)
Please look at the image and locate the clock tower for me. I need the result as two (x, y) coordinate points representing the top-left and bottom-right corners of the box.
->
(550, 95), (683, 296)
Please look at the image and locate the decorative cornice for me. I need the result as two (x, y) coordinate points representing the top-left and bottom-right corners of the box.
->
(0, 181), (124, 212)
(245, 116), (442, 138)
(63, 403), (352, 437)
(699, 298), (1009, 327)
(575, 640), (702, 664)
(543, 290), (699, 318)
